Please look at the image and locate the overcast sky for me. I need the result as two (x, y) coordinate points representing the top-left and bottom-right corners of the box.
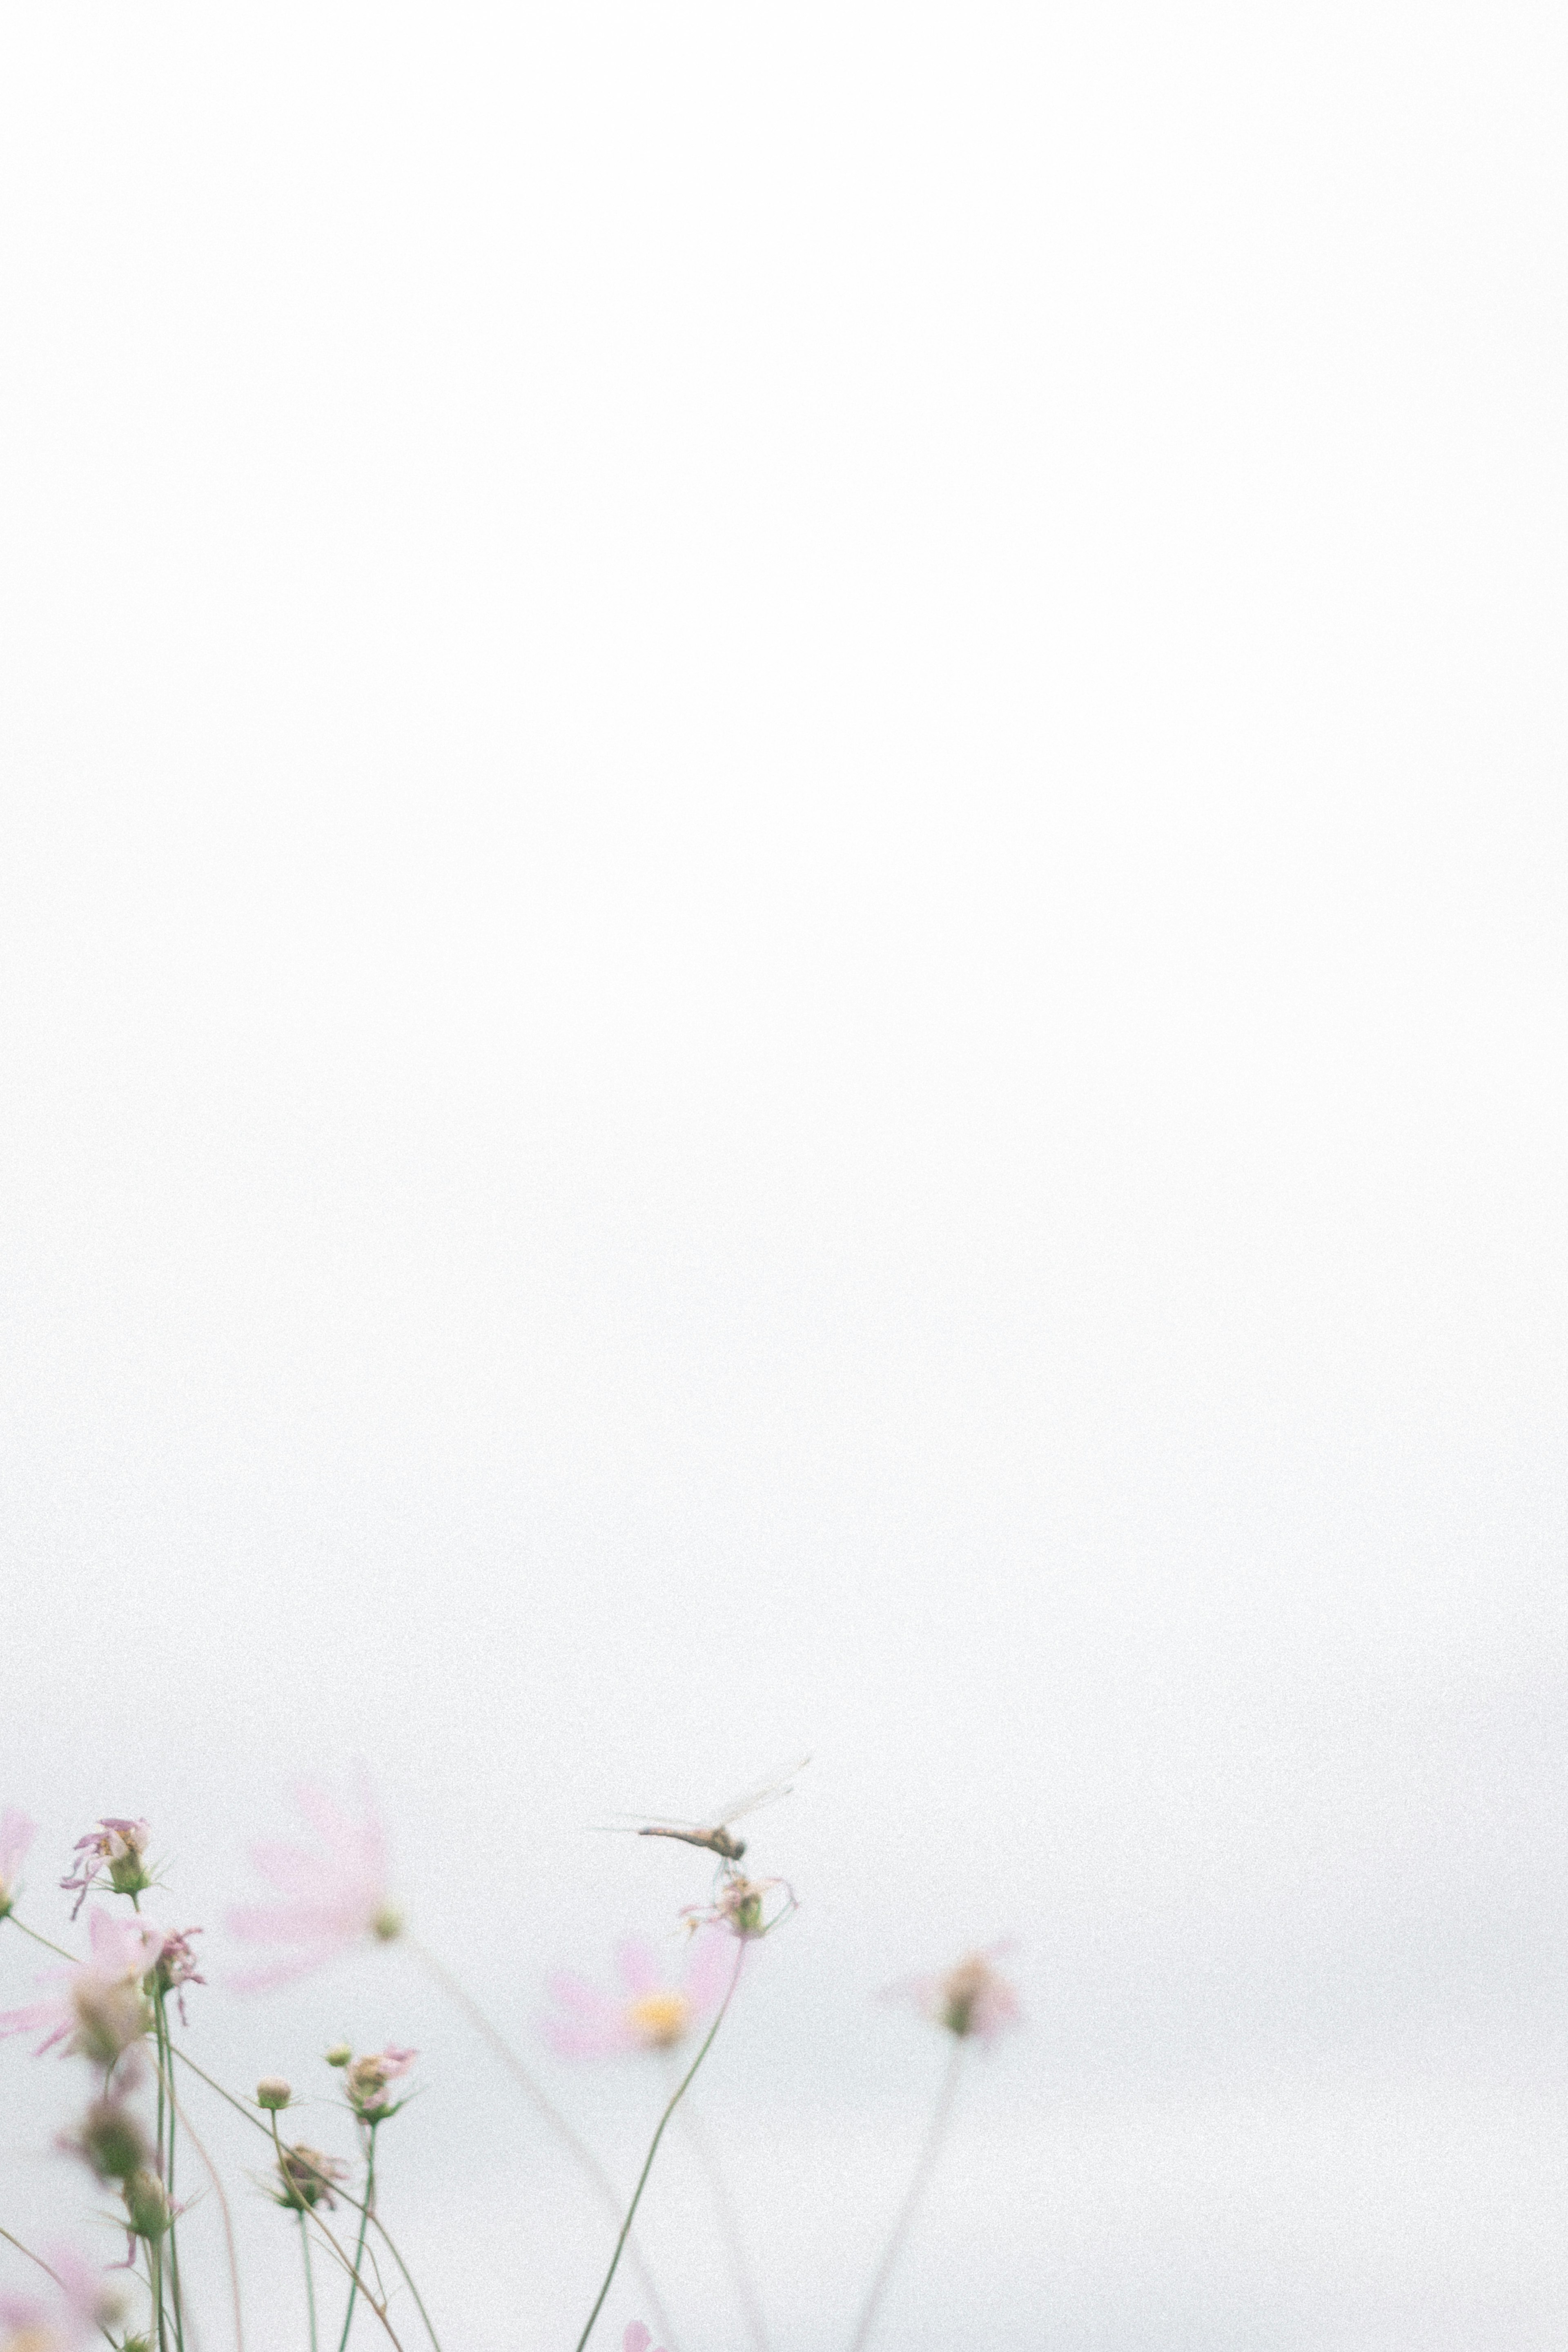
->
(1, 5), (1566, 2348)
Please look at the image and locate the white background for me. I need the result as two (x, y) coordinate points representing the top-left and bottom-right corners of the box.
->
(1, 4), (1566, 2347)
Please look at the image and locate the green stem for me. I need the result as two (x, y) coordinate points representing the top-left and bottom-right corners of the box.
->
(154, 1992), (185, 2352)
(336, 2123), (378, 2352)
(844, 2038), (967, 2352)
(267, 2117), (406, 2352)
(1, 1913), (74, 1961)
(168, 2076), (245, 2352)
(150, 2223), (167, 2352)
(572, 1939), (746, 2352)
(301, 2211), (320, 2352)
(406, 1933), (677, 2352)
(187, 2060), (430, 2352)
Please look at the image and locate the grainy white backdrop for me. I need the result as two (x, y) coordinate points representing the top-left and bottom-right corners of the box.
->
(1, 4), (1566, 2347)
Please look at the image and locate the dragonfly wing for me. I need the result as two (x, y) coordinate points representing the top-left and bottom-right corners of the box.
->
(710, 1753), (812, 1828)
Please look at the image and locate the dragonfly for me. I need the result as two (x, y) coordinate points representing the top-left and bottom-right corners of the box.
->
(605, 1755), (811, 1864)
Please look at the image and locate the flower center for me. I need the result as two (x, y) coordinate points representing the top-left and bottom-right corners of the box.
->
(627, 1991), (691, 2048)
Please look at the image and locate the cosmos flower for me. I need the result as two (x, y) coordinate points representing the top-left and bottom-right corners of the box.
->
(343, 2044), (418, 2123)
(543, 1928), (733, 2058)
(0, 1909), (164, 2062)
(0, 1809), (35, 1921)
(887, 1944), (1021, 2044)
(228, 1781), (400, 1991)
(60, 1820), (154, 1920)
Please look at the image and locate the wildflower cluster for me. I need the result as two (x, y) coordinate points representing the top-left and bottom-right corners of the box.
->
(0, 1773), (1020, 2352)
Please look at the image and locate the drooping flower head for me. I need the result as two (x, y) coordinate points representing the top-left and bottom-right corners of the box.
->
(342, 2043), (417, 2124)
(228, 1780), (400, 1991)
(151, 1927), (205, 2025)
(0, 2249), (121, 2352)
(888, 1943), (1021, 2044)
(0, 1909), (164, 2063)
(543, 1928), (733, 2059)
(273, 2142), (351, 2212)
(0, 1809), (36, 1921)
(61, 1820), (154, 1920)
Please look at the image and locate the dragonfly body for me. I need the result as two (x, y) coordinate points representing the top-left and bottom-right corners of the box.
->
(614, 1756), (810, 1866)
(638, 1823), (748, 1862)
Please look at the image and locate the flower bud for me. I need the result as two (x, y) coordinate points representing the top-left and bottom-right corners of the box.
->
(70, 2097), (152, 2181)
(123, 2169), (172, 2240)
(70, 1975), (152, 2067)
(371, 1904), (403, 1944)
(256, 2077), (292, 2110)
(344, 2044), (416, 2122)
(323, 2042), (352, 2067)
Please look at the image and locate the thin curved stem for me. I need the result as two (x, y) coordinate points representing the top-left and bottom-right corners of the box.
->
(573, 1940), (746, 2352)
(153, 1992), (185, 2352)
(405, 1933), (678, 2350)
(169, 2078), (245, 2352)
(177, 2056), (435, 2352)
(336, 2125), (378, 2352)
(301, 2212), (320, 2352)
(2, 1914), (74, 1962)
(845, 2039), (967, 2352)
(265, 2116), (406, 2352)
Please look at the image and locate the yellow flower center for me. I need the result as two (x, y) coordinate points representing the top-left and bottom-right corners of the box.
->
(627, 1991), (691, 2048)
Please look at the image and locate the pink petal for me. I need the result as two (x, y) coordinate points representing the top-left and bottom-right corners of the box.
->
(624, 2326), (653, 2352)
(614, 1937), (662, 1996)
(544, 1973), (623, 2024)
(683, 1927), (735, 2011)
(0, 1806), (35, 1880)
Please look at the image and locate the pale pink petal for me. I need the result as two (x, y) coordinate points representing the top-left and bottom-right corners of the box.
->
(623, 2325), (653, 2352)
(614, 1938), (662, 1997)
(683, 1927), (735, 2012)
(0, 1807), (35, 1883)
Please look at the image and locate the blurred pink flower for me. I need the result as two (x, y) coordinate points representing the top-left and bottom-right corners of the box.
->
(228, 1781), (401, 1991)
(0, 1808), (35, 1919)
(0, 2248), (118, 2351)
(543, 1928), (733, 2058)
(344, 2043), (418, 2122)
(887, 1943), (1021, 2044)
(61, 1819), (153, 1920)
(0, 1909), (164, 2061)
(623, 2327), (668, 2352)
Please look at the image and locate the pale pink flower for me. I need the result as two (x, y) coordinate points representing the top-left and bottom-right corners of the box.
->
(61, 1819), (153, 1919)
(623, 2327), (668, 2352)
(0, 1909), (163, 2062)
(228, 1781), (400, 1991)
(0, 2249), (118, 2352)
(887, 1943), (1021, 2044)
(343, 2043), (418, 2122)
(544, 1928), (733, 2058)
(152, 1926), (205, 2024)
(0, 1809), (35, 1919)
